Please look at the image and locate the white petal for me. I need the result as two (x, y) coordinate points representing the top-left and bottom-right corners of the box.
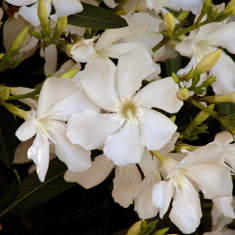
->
(103, 0), (117, 8)
(112, 165), (142, 208)
(5, 0), (37, 6)
(208, 22), (235, 54)
(80, 59), (119, 111)
(95, 23), (148, 50)
(134, 177), (159, 219)
(37, 77), (81, 117)
(116, 49), (154, 100)
(152, 180), (174, 218)
(214, 131), (233, 145)
(104, 122), (144, 165)
(64, 154), (114, 188)
(139, 108), (177, 150)
(52, 0), (83, 16)
(210, 52), (235, 95)
(134, 77), (183, 113)
(15, 114), (37, 141)
(67, 110), (122, 150)
(52, 128), (91, 172)
(212, 196), (235, 219)
(164, 0), (203, 15)
(138, 148), (157, 176)
(44, 44), (57, 76)
(28, 133), (50, 182)
(70, 38), (97, 63)
(49, 88), (99, 120)
(185, 163), (233, 199)
(170, 179), (202, 234)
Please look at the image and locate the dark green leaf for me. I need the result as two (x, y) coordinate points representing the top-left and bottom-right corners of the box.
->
(0, 158), (75, 219)
(0, 106), (16, 167)
(0, 169), (20, 210)
(68, 3), (128, 29)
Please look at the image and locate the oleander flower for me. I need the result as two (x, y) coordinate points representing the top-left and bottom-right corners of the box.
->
(152, 143), (233, 234)
(15, 77), (98, 181)
(67, 49), (183, 166)
(175, 21), (235, 95)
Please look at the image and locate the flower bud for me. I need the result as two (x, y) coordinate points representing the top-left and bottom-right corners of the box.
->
(8, 26), (29, 55)
(196, 49), (221, 74)
(0, 87), (10, 104)
(2, 103), (28, 120)
(204, 91), (235, 103)
(164, 12), (175, 32)
(177, 88), (190, 101)
(54, 16), (67, 38)
(38, 0), (49, 31)
(59, 68), (80, 79)
(225, 0), (235, 16)
(126, 220), (142, 235)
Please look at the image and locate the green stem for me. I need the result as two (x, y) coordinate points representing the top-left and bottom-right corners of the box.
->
(7, 87), (41, 101)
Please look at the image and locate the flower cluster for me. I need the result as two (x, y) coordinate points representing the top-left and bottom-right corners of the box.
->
(0, 0), (235, 234)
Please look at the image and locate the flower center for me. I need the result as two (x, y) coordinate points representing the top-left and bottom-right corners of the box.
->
(119, 101), (138, 121)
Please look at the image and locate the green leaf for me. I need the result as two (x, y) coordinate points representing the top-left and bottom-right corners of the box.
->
(68, 3), (128, 29)
(0, 158), (75, 219)
(152, 227), (169, 235)
(0, 106), (16, 168)
(0, 169), (20, 210)
(141, 220), (159, 235)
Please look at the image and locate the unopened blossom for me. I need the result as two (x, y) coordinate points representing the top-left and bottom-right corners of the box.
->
(15, 77), (98, 181)
(5, 0), (83, 27)
(175, 21), (235, 95)
(152, 143), (233, 234)
(67, 49), (183, 166)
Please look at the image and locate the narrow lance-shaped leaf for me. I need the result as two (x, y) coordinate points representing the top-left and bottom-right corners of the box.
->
(0, 158), (75, 219)
(0, 106), (16, 168)
(68, 3), (128, 29)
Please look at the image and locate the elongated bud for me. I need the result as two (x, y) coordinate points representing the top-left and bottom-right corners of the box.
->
(203, 0), (212, 8)
(2, 103), (28, 119)
(54, 16), (67, 38)
(196, 49), (221, 74)
(177, 88), (190, 101)
(225, 0), (235, 15)
(8, 26), (29, 55)
(38, 0), (49, 31)
(203, 91), (235, 103)
(0, 87), (10, 104)
(59, 68), (80, 79)
(126, 220), (142, 235)
(164, 12), (175, 31)
(171, 72), (179, 84)
(193, 104), (214, 125)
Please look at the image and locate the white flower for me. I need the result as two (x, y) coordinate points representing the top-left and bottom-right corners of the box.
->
(15, 77), (98, 181)
(175, 21), (235, 95)
(152, 143), (233, 234)
(6, 0), (83, 27)
(146, 0), (203, 15)
(67, 49), (183, 166)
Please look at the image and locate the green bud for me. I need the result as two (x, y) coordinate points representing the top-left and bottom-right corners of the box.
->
(38, 0), (49, 31)
(196, 50), (221, 74)
(171, 72), (179, 84)
(54, 16), (67, 38)
(126, 220), (142, 235)
(203, 91), (235, 103)
(193, 104), (214, 125)
(2, 103), (28, 120)
(177, 88), (190, 101)
(0, 87), (10, 104)
(8, 26), (29, 55)
(31, 30), (43, 39)
(164, 12), (176, 31)
(225, 0), (235, 15)
(152, 227), (169, 235)
(59, 68), (80, 79)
